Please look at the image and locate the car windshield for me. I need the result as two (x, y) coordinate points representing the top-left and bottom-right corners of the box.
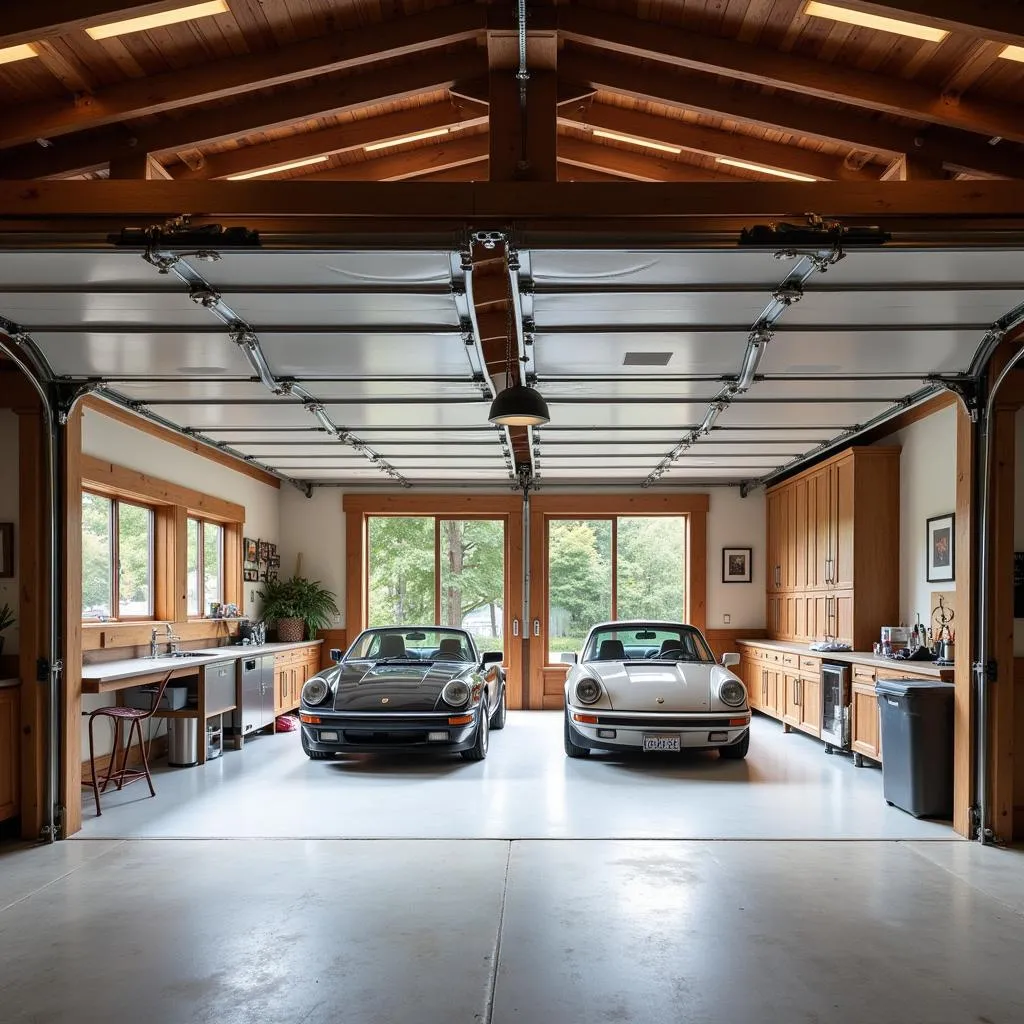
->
(583, 624), (714, 663)
(347, 628), (475, 663)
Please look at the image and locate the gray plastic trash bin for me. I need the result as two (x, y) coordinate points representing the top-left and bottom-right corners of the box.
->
(167, 718), (198, 767)
(875, 678), (954, 819)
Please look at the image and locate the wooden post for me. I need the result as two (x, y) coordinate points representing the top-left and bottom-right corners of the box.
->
(61, 406), (83, 836)
(953, 402), (975, 838)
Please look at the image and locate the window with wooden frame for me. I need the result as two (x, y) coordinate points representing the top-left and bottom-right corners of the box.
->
(187, 517), (224, 617)
(81, 490), (155, 621)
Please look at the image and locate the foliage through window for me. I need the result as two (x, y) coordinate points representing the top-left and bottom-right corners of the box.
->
(187, 517), (224, 617)
(81, 491), (154, 620)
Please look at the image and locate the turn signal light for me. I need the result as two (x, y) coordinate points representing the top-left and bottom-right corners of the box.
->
(729, 717), (749, 727)
(448, 714), (474, 726)
(300, 713), (321, 724)
(573, 713), (598, 724)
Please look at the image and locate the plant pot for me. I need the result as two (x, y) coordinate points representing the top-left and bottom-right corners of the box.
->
(275, 618), (305, 643)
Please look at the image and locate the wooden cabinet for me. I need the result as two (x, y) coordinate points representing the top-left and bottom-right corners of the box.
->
(0, 686), (19, 823)
(851, 681), (881, 764)
(272, 645), (322, 717)
(765, 447), (899, 649)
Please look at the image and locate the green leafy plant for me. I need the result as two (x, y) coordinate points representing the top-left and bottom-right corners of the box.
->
(0, 602), (14, 634)
(257, 576), (338, 641)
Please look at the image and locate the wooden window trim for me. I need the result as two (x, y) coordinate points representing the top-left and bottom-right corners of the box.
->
(186, 516), (227, 620)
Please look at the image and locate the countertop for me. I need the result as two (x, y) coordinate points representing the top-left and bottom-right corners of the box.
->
(0, 677), (19, 690)
(736, 639), (953, 679)
(81, 640), (322, 685)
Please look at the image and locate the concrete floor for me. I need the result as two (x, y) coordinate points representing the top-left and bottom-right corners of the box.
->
(6, 712), (1014, 1024)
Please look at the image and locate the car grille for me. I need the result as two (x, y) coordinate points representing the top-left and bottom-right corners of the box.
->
(343, 731), (429, 745)
(595, 715), (742, 729)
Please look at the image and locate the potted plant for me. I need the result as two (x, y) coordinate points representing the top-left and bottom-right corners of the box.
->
(0, 602), (14, 658)
(258, 576), (339, 643)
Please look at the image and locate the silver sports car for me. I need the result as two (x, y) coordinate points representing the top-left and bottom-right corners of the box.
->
(562, 621), (750, 759)
(299, 626), (506, 761)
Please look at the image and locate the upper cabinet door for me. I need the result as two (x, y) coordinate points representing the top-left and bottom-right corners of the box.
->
(766, 489), (782, 593)
(809, 468), (831, 591)
(792, 476), (809, 593)
(830, 456), (855, 590)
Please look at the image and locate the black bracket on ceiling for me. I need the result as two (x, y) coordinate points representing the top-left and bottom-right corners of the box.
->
(50, 381), (98, 425)
(516, 463), (536, 494)
(110, 216), (260, 252)
(739, 481), (751, 499)
(931, 375), (981, 422)
(471, 230), (506, 250)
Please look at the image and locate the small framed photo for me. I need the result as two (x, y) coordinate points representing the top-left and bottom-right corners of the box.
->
(243, 568), (258, 582)
(927, 513), (955, 583)
(0, 522), (12, 578)
(258, 540), (270, 562)
(244, 537), (258, 564)
(722, 547), (752, 584)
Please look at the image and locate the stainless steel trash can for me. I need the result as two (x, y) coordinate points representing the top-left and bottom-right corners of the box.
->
(167, 718), (198, 767)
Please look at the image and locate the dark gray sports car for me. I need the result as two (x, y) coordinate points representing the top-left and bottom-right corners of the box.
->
(298, 626), (506, 761)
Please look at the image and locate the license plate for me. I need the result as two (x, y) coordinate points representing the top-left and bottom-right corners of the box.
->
(642, 734), (681, 752)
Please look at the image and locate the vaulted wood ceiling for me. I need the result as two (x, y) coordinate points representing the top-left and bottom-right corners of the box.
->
(1, 0), (1023, 186)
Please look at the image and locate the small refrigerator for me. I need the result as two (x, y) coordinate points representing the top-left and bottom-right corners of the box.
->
(820, 661), (851, 755)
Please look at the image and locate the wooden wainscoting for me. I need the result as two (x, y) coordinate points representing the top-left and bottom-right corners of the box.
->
(83, 619), (241, 656)
(542, 664), (570, 710)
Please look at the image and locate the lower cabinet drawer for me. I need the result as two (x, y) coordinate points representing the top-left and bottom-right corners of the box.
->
(781, 652), (798, 668)
(852, 664), (876, 684)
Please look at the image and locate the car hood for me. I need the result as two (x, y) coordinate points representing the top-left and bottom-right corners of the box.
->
(587, 662), (713, 712)
(332, 660), (469, 711)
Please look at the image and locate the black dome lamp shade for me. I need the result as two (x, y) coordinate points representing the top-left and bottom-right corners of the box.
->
(488, 384), (550, 426)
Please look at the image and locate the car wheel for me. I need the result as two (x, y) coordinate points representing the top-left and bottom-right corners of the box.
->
(301, 731), (334, 761)
(461, 703), (489, 761)
(719, 729), (749, 760)
(564, 710), (591, 758)
(489, 685), (507, 730)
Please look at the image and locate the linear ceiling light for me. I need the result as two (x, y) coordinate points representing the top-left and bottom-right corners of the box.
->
(999, 44), (1024, 62)
(364, 127), (450, 152)
(226, 155), (329, 180)
(86, 1), (230, 40)
(716, 157), (817, 181)
(592, 129), (682, 154)
(0, 43), (39, 64)
(803, 2), (948, 43)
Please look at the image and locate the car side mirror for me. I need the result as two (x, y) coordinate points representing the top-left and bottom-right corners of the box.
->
(482, 651), (503, 665)
(330, 648), (343, 664)
(559, 652), (578, 665)
(722, 652), (740, 668)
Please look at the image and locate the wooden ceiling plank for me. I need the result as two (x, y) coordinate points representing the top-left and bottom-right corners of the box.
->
(560, 101), (879, 181)
(0, 6), (487, 150)
(0, 50), (488, 179)
(404, 161), (489, 182)
(558, 7), (1024, 145)
(559, 50), (1024, 179)
(291, 135), (489, 181)
(174, 98), (488, 180)
(558, 137), (747, 182)
(840, 2), (1024, 45)
(0, 1), (189, 47)
(557, 162), (632, 182)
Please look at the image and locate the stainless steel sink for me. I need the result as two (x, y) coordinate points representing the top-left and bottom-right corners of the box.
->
(158, 651), (208, 659)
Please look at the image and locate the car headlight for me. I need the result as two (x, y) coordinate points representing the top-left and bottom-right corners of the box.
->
(575, 678), (602, 705)
(302, 677), (330, 706)
(441, 679), (471, 707)
(719, 678), (746, 707)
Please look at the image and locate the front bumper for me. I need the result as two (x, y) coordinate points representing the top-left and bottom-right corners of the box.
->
(299, 706), (480, 754)
(567, 706), (750, 752)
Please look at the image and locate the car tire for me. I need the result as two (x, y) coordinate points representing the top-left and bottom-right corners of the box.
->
(489, 685), (507, 730)
(564, 710), (591, 758)
(461, 703), (489, 761)
(301, 731), (334, 761)
(719, 729), (749, 760)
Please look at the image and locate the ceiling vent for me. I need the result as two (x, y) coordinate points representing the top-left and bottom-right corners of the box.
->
(623, 352), (672, 366)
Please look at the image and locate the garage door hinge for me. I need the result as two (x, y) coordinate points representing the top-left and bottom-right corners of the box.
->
(931, 376), (980, 421)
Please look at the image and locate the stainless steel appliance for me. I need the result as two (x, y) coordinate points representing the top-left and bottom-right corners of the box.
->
(233, 654), (275, 737)
(820, 661), (851, 755)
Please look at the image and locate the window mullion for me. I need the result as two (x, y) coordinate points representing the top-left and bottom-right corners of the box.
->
(111, 498), (120, 620)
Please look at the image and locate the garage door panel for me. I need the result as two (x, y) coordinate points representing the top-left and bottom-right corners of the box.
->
(259, 332), (468, 377)
(786, 290), (1021, 327)
(225, 292), (459, 328)
(535, 334), (748, 376)
(815, 248), (1024, 286)
(750, 378), (925, 401)
(761, 330), (980, 375)
(0, 292), (216, 327)
(544, 402), (706, 428)
(110, 381), (278, 403)
(201, 251), (453, 288)
(533, 291), (768, 327)
(718, 400), (894, 429)
(0, 251), (172, 287)
(32, 331), (252, 377)
(541, 443), (694, 457)
(320, 402), (489, 429)
(540, 378), (722, 400)
(146, 402), (313, 429)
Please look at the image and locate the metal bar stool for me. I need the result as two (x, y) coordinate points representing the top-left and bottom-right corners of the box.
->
(84, 670), (174, 816)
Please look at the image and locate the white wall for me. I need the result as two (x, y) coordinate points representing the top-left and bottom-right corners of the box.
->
(276, 487), (346, 627)
(876, 405), (957, 631)
(0, 410), (19, 657)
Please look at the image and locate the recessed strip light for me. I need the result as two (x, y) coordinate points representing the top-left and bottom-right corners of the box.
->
(364, 127), (451, 152)
(592, 129), (682, 154)
(0, 43), (39, 64)
(999, 44), (1024, 62)
(803, 2), (948, 43)
(716, 157), (817, 182)
(86, 1), (230, 40)
(226, 155), (329, 180)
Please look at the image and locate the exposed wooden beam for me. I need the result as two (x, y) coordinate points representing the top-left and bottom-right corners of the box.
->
(108, 150), (171, 180)
(557, 162), (632, 182)
(450, 77), (490, 106)
(173, 99), (488, 181)
(841, 2), (1024, 45)
(0, 51), (487, 179)
(560, 101), (879, 182)
(558, 7), (1024, 144)
(880, 154), (947, 180)
(558, 137), (745, 182)
(292, 135), (488, 182)
(0, 1), (185, 47)
(558, 50), (1023, 180)
(405, 160), (490, 182)
(0, 7), (487, 150)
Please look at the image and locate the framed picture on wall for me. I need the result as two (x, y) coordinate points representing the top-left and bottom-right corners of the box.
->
(244, 537), (258, 564)
(722, 547), (752, 583)
(926, 513), (955, 583)
(0, 522), (12, 578)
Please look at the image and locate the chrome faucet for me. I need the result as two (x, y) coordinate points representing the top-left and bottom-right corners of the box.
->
(150, 628), (159, 659)
(165, 622), (181, 655)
